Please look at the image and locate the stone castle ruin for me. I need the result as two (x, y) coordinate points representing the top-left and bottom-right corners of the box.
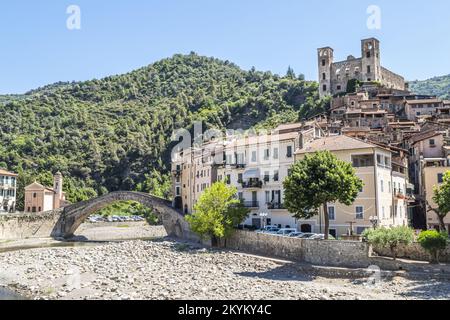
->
(318, 38), (406, 97)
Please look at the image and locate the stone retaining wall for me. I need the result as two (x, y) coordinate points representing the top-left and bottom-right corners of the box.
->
(374, 243), (450, 263)
(221, 230), (372, 268)
(220, 230), (450, 272)
(0, 210), (63, 240)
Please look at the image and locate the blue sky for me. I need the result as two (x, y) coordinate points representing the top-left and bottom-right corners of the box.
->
(1, 0), (450, 94)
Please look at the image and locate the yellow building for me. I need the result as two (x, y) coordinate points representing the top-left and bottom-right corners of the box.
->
(295, 135), (408, 237)
(421, 159), (450, 231)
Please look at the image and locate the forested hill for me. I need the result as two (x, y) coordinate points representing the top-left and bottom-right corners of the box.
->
(0, 53), (328, 208)
(409, 74), (450, 100)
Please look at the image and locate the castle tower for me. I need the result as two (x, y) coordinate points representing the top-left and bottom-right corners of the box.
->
(318, 47), (334, 97)
(361, 38), (381, 82)
(53, 172), (63, 209)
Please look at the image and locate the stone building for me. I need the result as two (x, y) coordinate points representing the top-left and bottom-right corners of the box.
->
(24, 172), (68, 213)
(318, 38), (406, 97)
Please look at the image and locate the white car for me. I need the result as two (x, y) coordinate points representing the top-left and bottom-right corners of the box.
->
(309, 234), (336, 240)
(257, 226), (280, 234)
(274, 228), (298, 236)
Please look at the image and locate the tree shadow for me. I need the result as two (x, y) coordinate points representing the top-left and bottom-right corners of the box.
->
(395, 279), (450, 299)
(235, 262), (315, 282)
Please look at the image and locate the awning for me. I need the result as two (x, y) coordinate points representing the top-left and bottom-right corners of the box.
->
(243, 169), (261, 180)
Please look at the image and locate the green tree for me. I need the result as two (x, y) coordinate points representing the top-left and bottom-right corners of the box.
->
(418, 230), (448, 263)
(363, 226), (415, 260)
(346, 79), (361, 94)
(286, 66), (296, 79)
(283, 151), (363, 240)
(428, 171), (450, 231)
(186, 182), (249, 246)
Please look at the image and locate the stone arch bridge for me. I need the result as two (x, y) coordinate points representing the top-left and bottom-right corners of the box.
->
(47, 191), (197, 240)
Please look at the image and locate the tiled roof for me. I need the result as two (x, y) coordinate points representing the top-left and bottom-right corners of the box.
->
(405, 99), (442, 104)
(408, 130), (442, 145)
(296, 135), (379, 154)
(0, 169), (18, 177)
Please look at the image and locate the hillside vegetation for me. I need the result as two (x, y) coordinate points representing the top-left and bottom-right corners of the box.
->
(0, 53), (328, 209)
(409, 74), (450, 100)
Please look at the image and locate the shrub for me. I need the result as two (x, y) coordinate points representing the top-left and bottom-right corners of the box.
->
(363, 226), (414, 260)
(418, 230), (448, 263)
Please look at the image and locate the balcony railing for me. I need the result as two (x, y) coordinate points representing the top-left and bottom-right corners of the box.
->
(242, 201), (259, 208)
(241, 180), (263, 189)
(172, 170), (182, 177)
(267, 202), (285, 210)
(230, 164), (246, 169)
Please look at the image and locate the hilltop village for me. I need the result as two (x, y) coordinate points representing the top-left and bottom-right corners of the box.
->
(172, 38), (450, 237)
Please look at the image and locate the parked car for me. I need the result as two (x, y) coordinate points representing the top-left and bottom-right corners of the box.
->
(288, 232), (305, 238)
(256, 226), (280, 234)
(275, 228), (298, 236)
(309, 234), (336, 240)
(298, 233), (316, 239)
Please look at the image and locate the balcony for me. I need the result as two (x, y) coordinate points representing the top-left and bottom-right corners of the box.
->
(241, 180), (263, 189)
(394, 189), (406, 200)
(242, 201), (259, 208)
(173, 171), (182, 178)
(267, 202), (285, 210)
(231, 164), (246, 169)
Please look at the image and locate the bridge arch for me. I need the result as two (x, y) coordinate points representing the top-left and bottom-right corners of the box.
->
(51, 191), (196, 241)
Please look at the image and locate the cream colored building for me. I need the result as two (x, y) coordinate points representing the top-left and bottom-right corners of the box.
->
(0, 169), (18, 213)
(172, 121), (324, 229)
(421, 159), (450, 232)
(295, 135), (408, 237)
(24, 172), (67, 213)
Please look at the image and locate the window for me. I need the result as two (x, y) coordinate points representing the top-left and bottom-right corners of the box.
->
(33, 193), (37, 198)
(238, 192), (244, 200)
(322, 84), (327, 92)
(226, 154), (233, 165)
(382, 206), (385, 219)
(322, 73), (326, 80)
(356, 206), (364, 219)
(328, 206), (336, 221)
(287, 146), (293, 158)
(329, 229), (337, 238)
(438, 173), (444, 184)
(264, 149), (270, 160)
(238, 173), (243, 183)
(226, 174), (231, 185)
(337, 85), (341, 91)
(265, 191), (270, 204)
(273, 148), (279, 160)
(251, 151), (257, 162)
(366, 51), (371, 58)
(356, 227), (367, 235)
(388, 182), (391, 193)
(273, 170), (279, 182)
(429, 139), (436, 147)
(322, 59), (326, 66)
(264, 171), (270, 182)
(367, 66), (371, 74)
(352, 155), (374, 167)
(380, 180), (384, 193)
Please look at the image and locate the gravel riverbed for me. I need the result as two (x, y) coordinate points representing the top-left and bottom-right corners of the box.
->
(1, 239), (450, 300)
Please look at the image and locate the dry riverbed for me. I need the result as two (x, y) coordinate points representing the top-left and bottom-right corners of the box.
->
(1, 237), (450, 300)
